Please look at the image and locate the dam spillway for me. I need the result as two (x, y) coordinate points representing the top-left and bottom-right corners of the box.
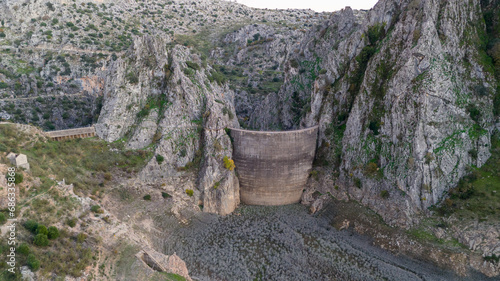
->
(230, 126), (319, 206)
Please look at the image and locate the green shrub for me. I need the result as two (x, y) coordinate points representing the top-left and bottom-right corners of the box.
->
(17, 243), (30, 255)
(46, 2), (55, 11)
(367, 23), (385, 45)
(161, 192), (171, 198)
(33, 234), (49, 246)
(90, 205), (103, 213)
(136, 106), (150, 119)
(310, 170), (319, 181)
(380, 190), (390, 199)
(424, 152), (434, 164)
(368, 120), (380, 135)
(223, 156), (235, 171)
(156, 154), (164, 164)
(76, 233), (87, 243)
(185, 61), (200, 71)
(494, 87), (500, 116)
(213, 181), (221, 189)
(44, 121), (55, 130)
(467, 104), (481, 122)
(365, 162), (378, 176)
(126, 71), (139, 84)
(449, 180), (475, 200)
(469, 149), (478, 159)
(354, 177), (362, 188)
(36, 225), (48, 235)
(0, 212), (6, 225)
(47, 226), (59, 239)
(222, 107), (234, 120)
(14, 173), (23, 184)
(0, 82), (8, 89)
(208, 70), (226, 85)
(24, 220), (38, 233)
(185, 189), (194, 197)
(183, 67), (195, 76)
(66, 218), (77, 227)
(484, 254), (500, 263)
(27, 254), (40, 271)
(143, 194), (151, 200)
(103, 172), (112, 180)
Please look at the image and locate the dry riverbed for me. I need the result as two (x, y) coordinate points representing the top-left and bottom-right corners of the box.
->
(149, 202), (496, 281)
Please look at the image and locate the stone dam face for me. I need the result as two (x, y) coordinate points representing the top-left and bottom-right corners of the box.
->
(230, 126), (319, 205)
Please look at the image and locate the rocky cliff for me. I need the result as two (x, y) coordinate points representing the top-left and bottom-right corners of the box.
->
(95, 35), (240, 215)
(267, 0), (499, 226)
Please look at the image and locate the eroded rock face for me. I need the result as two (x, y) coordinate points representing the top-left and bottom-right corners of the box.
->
(273, 0), (497, 226)
(97, 36), (240, 215)
(137, 248), (193, 281)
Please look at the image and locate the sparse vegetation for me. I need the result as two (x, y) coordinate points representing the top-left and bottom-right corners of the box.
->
(354, 177), (362, 189)
(432, 134), (500, 219)
(380, 190), (389, 199)
(223, 156), (235, 171)
(156, 154), (165, 164)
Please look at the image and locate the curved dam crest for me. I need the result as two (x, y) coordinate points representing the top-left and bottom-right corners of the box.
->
(230, 126), (319, 205)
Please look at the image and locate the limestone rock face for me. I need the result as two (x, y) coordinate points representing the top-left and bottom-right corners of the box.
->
(96, 36), (240, 215)
(199, 97), (240, 215)
(95, 35), (171, 143)
(270, 0), (498, 226)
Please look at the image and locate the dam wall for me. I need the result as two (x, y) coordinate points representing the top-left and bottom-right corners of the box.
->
(230, 126), (318, 205)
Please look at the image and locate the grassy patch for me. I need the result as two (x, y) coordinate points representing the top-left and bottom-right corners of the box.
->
(114, 244), (140, 279)
(432, 134), (500, 219)
(0, 124), (153, 277)
(152, 272), (187, 281)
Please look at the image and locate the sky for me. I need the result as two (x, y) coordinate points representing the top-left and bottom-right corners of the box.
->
(234, 0), (379, 12)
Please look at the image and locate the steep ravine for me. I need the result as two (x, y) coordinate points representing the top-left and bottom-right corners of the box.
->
(92, 0), (500, 276)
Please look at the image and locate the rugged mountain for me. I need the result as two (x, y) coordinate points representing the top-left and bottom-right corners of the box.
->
(0, 0), (324, 130)
(254, 0), (499, 227)
(1, 0), (499, 276)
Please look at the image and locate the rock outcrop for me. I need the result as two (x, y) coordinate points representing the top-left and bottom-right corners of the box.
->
(96, 36), (240, 215)
(268, 0), (498, 226)
(137, 248), (193, 281)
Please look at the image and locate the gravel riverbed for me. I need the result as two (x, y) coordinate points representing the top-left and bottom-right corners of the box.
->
(160, 204), (494, 281)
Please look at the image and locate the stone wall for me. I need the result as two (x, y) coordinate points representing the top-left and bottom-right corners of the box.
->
(230, 126), (318, 205)
(45, 126), (95, 141)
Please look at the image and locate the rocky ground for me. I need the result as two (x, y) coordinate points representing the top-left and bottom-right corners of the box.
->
(152, 203), (495, 281)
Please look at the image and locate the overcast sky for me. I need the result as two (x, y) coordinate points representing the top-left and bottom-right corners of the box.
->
(234, 0), (379, 12)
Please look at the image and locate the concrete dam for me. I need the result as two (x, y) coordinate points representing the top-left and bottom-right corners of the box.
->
(230, 126), (319, 205)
